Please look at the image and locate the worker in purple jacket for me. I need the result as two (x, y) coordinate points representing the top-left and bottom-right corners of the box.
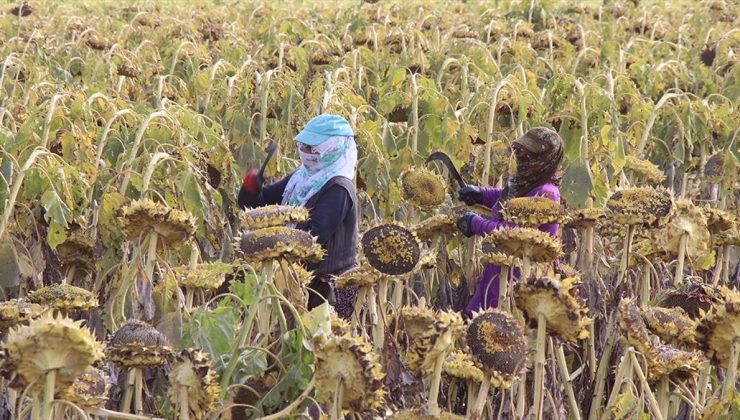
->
(456, 127), (564, 314)
(239, 114), (359, 319)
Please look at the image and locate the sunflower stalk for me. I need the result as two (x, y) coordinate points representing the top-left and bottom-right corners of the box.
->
(587, 317), (616, 420)
(134, 367), (144, 415)
(639, 261), (651, 305)
(554, 341), (581, 420)
(605, 349), (633, 412)
(466, 381), (479, 418)
(498, 266), (510, 312)
(471, 374), (491, 419)
(673, 233), (688, 285)
(330, 376), (344, 420)
(697, 361), (711, 405)
(40, 369), (57, 420)
(369, 286), (383, 352)
(722, 339), (739, 397)
(616, 225), (635, 286)
(657, 376), (670, 418)
(427, 352), (445, 416)
(629, 352), (664, 420)
(178, 385), (189, 420)
(352, 286), (368, 331)
(533, 312), (547, 420)
(120, 369), (136, 413)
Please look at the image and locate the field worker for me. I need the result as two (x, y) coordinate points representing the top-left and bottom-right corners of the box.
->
(456, 127), (563, 314)
(239, 114), (359, 319)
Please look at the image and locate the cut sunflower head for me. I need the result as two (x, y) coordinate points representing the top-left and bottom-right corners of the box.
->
(484, 227), (562, 263)
(500, 196), (569, 227)
(624, 155), (666, 184)
(168, 348), (221, 418)
(399, 167), (447, 211)
(513, 276), (591, 343)
(606, 187), (674, 228)
(239, 204), (309, 230)
(466, 309), (528, 389)
(121, 199), (197, 246)
(696, 287), (740, 371)
(639, 306), (697, 347)
(58, 366), (109, 409)
(107, 319), (172, 367)
(0, 299), (46, 331)
(361, 223), (421, 275)
(313, 334), (385, 413)
(413, 214), (457, 242)
(235, 226), (324, 264)
(2, 313), (103, 391)
(27, 284), (98, 312)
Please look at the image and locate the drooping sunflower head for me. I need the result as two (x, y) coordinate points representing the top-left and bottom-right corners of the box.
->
(313, 334), (385, 413)
(0, 299), (46, 331)
(239, 204), (309, 230)
(513, 276), (591, 343)
(466, 309), (528, 389)
(702, 207), (739, 246)
(624, 155), (666, 184)
(107, 319), (172, 368)
(606, 187), (674, 228)
(235, 226), (324, 264)
(651, 199), (711, 263)
(27, 284), (98, 312)
(412, 310), (466, 375)
(696, 287), (740, 371)
(484, 226), (562, 263)
(617, 299), (654, 355)
(566, 207), (603, 229)
(500, 197), (569, 227)
(400, 167), (447, 211)
(121, 199), (196, 245)
(444, 350), (484, 383)
(660, 282), (720, 319)
(704, 151), (736, 184)
(168, 348), (221, 418)
(335, 265), (383, 289)
(59, 366), (109, 409)
(400, 304), (437, 340)
(361, 223), (421, 275)
(56, 232), (96, 276)
(646, 343), (703, 381)
(2, 313), (103, 392)
(640, 306), (697, 347)
(481, 241), (521, 267)
(413, 214), (457, 242)
(175, 261), (233, 291)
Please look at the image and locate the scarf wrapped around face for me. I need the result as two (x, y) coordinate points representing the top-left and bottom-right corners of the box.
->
(282, 136), (357, 206)
(505, 127), (564, 199)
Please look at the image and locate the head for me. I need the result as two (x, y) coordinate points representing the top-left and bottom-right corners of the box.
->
(294, 114), (356, 173)
(506, 127), (564, 198)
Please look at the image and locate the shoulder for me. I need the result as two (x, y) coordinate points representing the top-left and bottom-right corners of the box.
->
(317, 177), (357, 201)
(529, 183), (560, 202)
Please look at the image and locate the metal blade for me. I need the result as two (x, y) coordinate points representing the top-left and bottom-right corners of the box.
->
(258, 141), (278, 179)
(426, 151), (467, 188)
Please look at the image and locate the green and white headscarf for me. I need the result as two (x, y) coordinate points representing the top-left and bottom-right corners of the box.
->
(282, 136), (357, 206)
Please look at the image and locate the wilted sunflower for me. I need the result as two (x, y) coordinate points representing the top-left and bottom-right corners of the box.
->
(2, 313), (103, 391)
(27, 284), (98, 312)
(566, 207), (603, 229)
(704, 150), (736, 184)
(313, 334), (385, 412)
(400, 168), (447, 211)
(661, 282), (720, 319)
(121, 199), (196, 245)
(466, 309), (528, 389)
(481, 241), (520, 266)
(235, 226), (324, 264)
(335, 265), (382, 289)
(651, 199), (711, 262)
(174, 261), (233, 291)
(56, 232), (96, 276)
(595, 217), (627, 238)
(696, 287), (740, 371)
(500, 196), (569, 226)
(107, 319), (172, 367)
(700, 390), (740, 420)
(415, 310), (465, 375)
(0, 299), (46, 331)
(239, 204), (309, 229)
(59, 366), (109, 409)
(624, 155), (666, 184)
(361, 223), (421, 275)
(618, 299), (654, 355)
(168, 348), (221, 419)
(514, 276), (591, 343)
(413, 214), (457, 242)
(606, 187), (674, 228)
(444, 350), (484, 383)
(484, 226), (562, 264)
(639, 306), (697, 347)
(703, 207), (739, 246)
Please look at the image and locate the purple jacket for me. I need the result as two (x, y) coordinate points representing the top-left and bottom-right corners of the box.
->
(466, 183), (560, 313)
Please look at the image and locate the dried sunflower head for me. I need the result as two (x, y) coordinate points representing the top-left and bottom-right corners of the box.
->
(481, 241), (520, 266)
(696, 287), (740, 371)
(173, 261), (233, 291)
(334, 265), (383, 289)
(700, 390), (740, 420)
(704, 151), (737, 184)
(596, 217), (627, 238)
(413, 214), (457, 242)
(2, 313), (103, 392)
(59, 366), (109, 409)
(400, 304), (437, 340)
(361, 223), (421, 275)
(400, 168), (447, 211)
(56, 232), (96, 276)
(121, 199), (196, 246)
(618, 299), (654, 355)
(514, 276), (591, 343)
(389, 408), (464, 419)
(500, 197), (569, 227)
(313, 334), (385, 412)
(107, 319), (172, 368)
(415, 310), (465, 375)
(484, 227), (562, 263)
(606, 187), (674, 228)
(27, 284), (98, 312)
(444, 350), (484, 383)
(239, 205), (309, 229)
(703, 207), (739, 246)
(624, 156), (666, 184)
(0, 299), (46, 331)
(640, 306), (697, 347)
(566, 207), (603, 229)
(235, 226), (324, 264)
(651, 199), (711, 264)
(466, 309), (528, 389)
(168, 349), (221, 418)
(661, 282), (720, 319)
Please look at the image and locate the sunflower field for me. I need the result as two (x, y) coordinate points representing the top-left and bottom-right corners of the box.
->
(0, 0), (738, 419)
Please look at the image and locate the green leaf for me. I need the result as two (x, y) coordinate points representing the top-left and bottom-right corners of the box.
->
(46, 220), (67, 249)
(0, 239), (20, 288)
(561, 158), (594, 207)
(40, 190), (70, 227)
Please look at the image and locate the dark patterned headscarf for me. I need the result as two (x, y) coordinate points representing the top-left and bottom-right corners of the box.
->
(504, 127), (563, 199)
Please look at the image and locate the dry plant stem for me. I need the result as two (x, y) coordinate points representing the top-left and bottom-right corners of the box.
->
(134, 367), (144, 415)
(533, 312), (547, 420)
(378, 277), (389, 324)
(498, 266), (510, 312)
(178, 386), (189, 420)
(392, 279), (403, 311)
(89, 408), (166, 420)
(639, 261), (650, 306)
(657, 376), (669, 419)
(554, 341), (581, 420)
(629, 352), (664, 420)
(697, 361), (711, 405)
(721, 244), (730, 284)
(40, 369), (56, 420)
(330, 377), (344, 420)
(587, 318), (616, 420)
(616, 225), (635, 286)
(722, 339), (739, 397)
(261, 377), (316, 420)
(711, 246), (723, 285)
(516, 374), (526, 419)
(427, 353), (445, 416)
(368, 287), (383, 352)
(471, 374), (491, 419)
(673, 233), (688, 285)
(352, 286), (367, 330)
(521, 256), (532, 279)
(605, 347), (633, 412)
(120, 369), (136, 413)
(466, 381), (479, 418)
(587, 322), (597, 380)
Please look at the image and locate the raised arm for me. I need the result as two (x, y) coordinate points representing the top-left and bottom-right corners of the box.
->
(238, 173), (293, 209)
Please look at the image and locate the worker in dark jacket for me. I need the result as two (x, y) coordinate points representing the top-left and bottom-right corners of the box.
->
(238, 114), (359, 319)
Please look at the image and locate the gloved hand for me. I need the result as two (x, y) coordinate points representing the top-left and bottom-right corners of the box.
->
(457, 212), (477, 237)
(458, 185), (484, 206)
(242, 168), (263, 194)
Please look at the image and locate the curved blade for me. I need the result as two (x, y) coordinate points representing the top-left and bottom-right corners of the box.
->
(258, 141), (278, 179)
(426, 151), (467, 188)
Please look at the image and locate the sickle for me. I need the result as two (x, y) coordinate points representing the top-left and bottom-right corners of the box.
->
(258, 141), (278, 180)
(426, 151), (467, 189)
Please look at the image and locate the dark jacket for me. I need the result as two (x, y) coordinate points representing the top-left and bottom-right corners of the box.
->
(238, 173), (358, 276)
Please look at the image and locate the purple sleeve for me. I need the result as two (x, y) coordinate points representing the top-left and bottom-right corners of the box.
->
(481, 187), (503, 208)
(470, 215), (515, 236)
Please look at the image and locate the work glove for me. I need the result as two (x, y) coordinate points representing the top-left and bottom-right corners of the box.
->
(458, 185), (484, 206)
(457, 212), (477, 237)
(242, 168), (263, 194)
